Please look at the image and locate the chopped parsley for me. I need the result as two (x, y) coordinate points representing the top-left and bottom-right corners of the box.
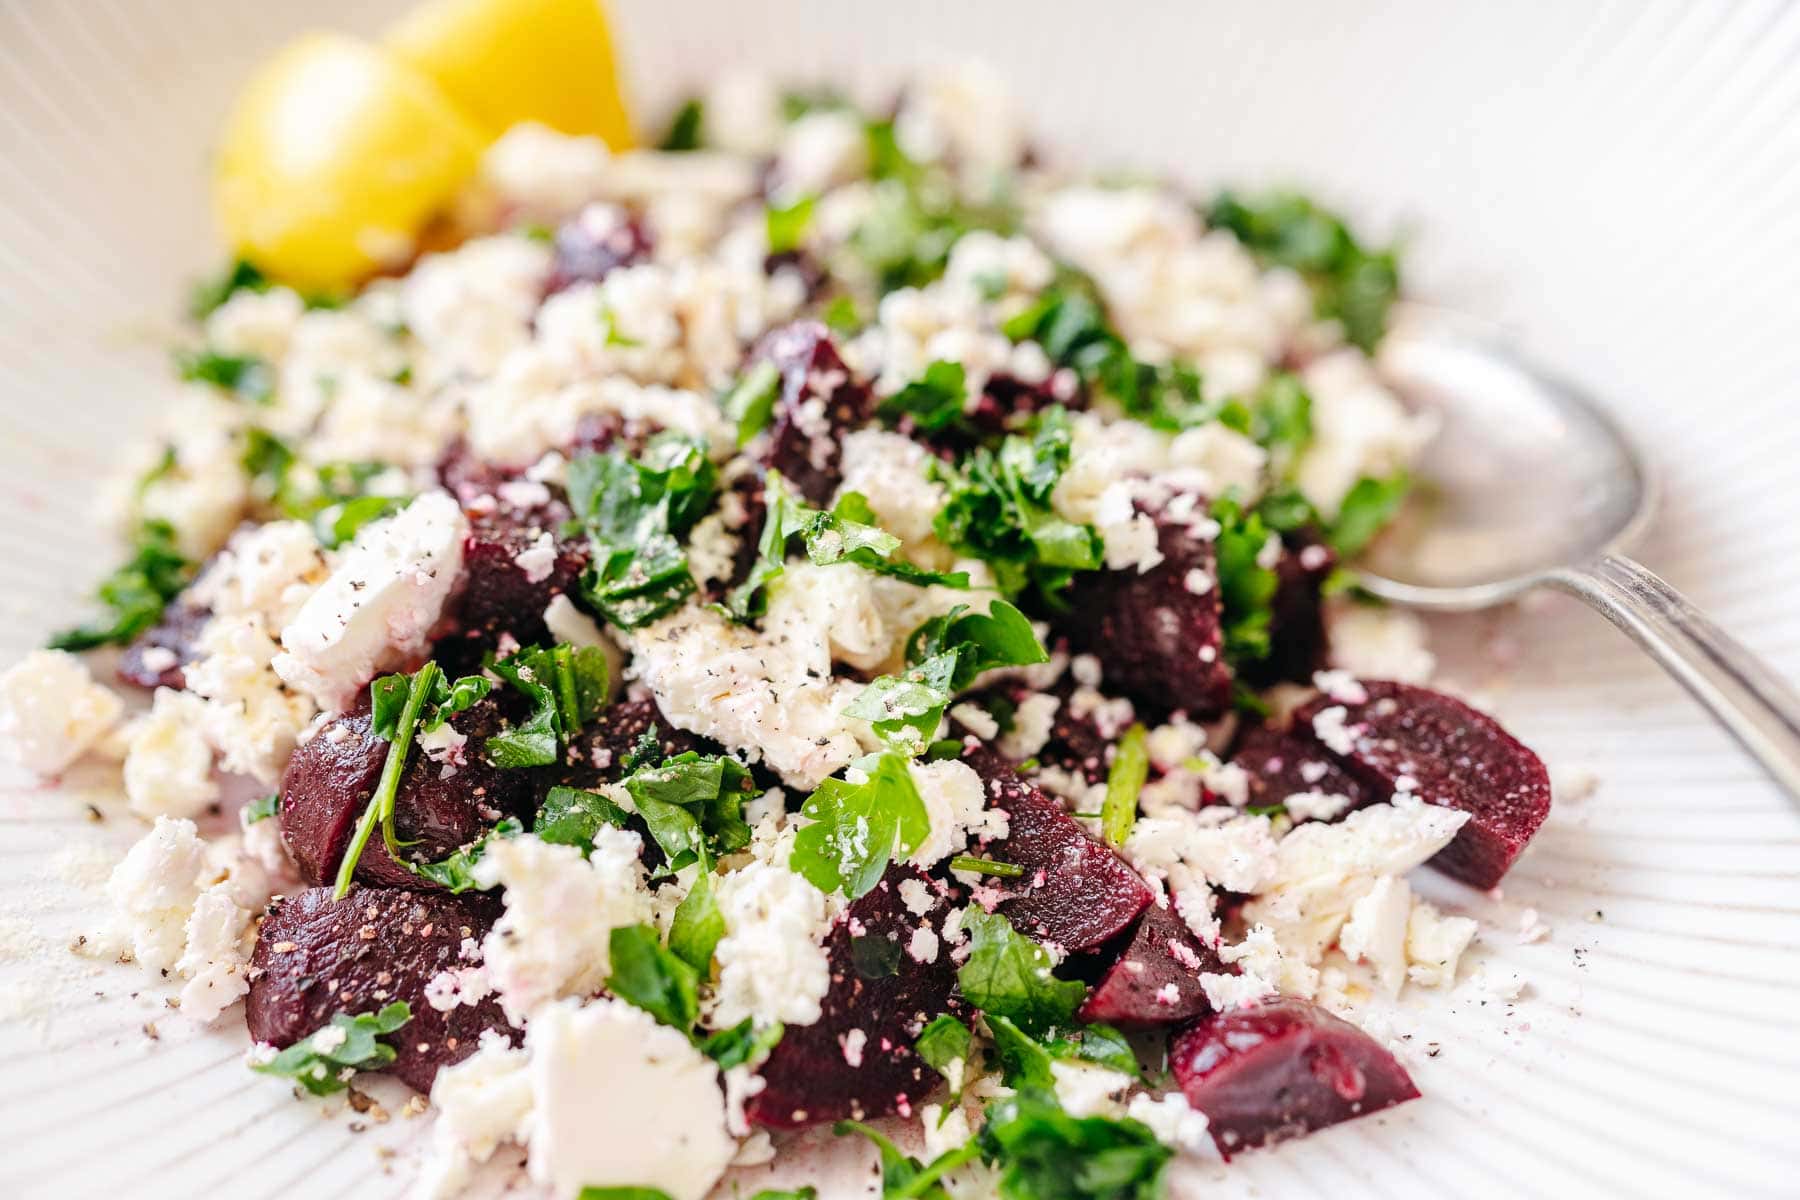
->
(697, 1018), (784, 1070)
(821, 294), (862, 334)
(849, 119), (1016, 294)
(667, 869), (725, 972)
(1100, 723), (1148, 849)
(1207, 188), (1401, 353)
(48, 519), (191, 652)
(240, 429), (408, 548)
(533, 784), (631, 852)
(790, 750), (929, 899)
(915, 1014), (972, 1079)
(931, 408), (1103, 603)
(977, 1087), (1172, 1200)
(845, 600), (1047, 752)
(720, 359), (782, 447)
(947, 855), (1024, 878)
(765, 193), (816, 255)
(724, 471), (969, 622)
(617, 750), (758, 873)
(658, 98), (705, 151)
(607, 923), (700, 1033)
(1329, 472), (1412, 558)
(407, 817), (522, 893)
(1211, 495), (1280, 668)
(244, 793), (281, 824)
(835, 1120), (979, 1200)
(484, 642), (611, 769)
(175, 348), (274, 403)
(188, 258), (268, 320)
(879, 359), (969, 434)
(955, 910), (1086, 1037)
(566, 434), (719, 629)
(252, 1001), (411, 1096)
(850, 932), (903, 980)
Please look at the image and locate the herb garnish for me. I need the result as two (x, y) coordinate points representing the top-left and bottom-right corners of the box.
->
(1211, 495), (1280, 667)
(533, 784), (631, 852)
(947, 855), (1024, 878)
(607, 923), (700, 1032)
(720, 360), (781, 447)
(765, 193), (816, 255)
(1329, 472), (1411, 558)
(408, 817), (522, 893)
(977, 1087), (1171, 1200)
(658, 98), (705, 151)
(879, 359), (969, 434)
(175, 348), (274, 403)
(955, 910), (1086, 1037)
(1101, 723), (1148, 849)
(240, 428), (408, 548)
(252, 1001), (412, 1096)
(485, 642), (611, 769)
(188, 258), (268, 320)
(566, 434), (719, 629)
(245, 793), (281, 825)
(667, 870), (726, 972)
(617, 750), (758, 873)
(791, 750), (929, 899)
(48, 519), (191, 651)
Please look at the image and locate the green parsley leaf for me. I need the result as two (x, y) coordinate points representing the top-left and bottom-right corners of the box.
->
(1254, 484), (1320, 535)
(188, 258), (268, 320)
(956, 910), (1086, 1037)
(567, 434), (719, 629)
(668, 870), (725, 973)
(1330, 472), (1411, 558)
(252, 1001), (411, 1096)
(1043, 1022), (1140, 1076)
(333, 663), (441, 898)
(977, 1087), (1172, 1200)
(915, 1014), (972, 1078)
(946, 855), (1024, 878)
(821, 294), (862, 334)
(606, 923), (699, 1032)
(765, 193), (816, 256)
(1101, 723), (1148, 849)
(407, 817), (522, 893)
(834, 1120), (977, 1200)
(791, 750), (930, 899)
(313, 494), (406, 549)
(534, 784), (631, 852)
(175, 348), (274, 403)
(1211, 495), (1280, 667)
(1208, 189), (1401, 353)
(749, 1190), (817, 1200)
(618, 750), (759, 873)
(485, 643), (611, 769)
(932, 408), (1103, 602)
(879, 359), (968, 434)
(658, 98), (705, 151)
(245, 794), (281, 824)
(986, 1012), (1056, 1088)
(697, 1018), (784, 1070)
(48, 520), (192, 651)
(721, 360), (782, 448)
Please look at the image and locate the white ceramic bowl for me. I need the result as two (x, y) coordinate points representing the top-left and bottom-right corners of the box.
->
(1, 2), (1797, 1197)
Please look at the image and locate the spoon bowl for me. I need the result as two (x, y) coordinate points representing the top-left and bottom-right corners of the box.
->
(1354, 305), (1800, 803)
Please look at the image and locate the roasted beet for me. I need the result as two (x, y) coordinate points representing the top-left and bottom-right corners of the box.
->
(1077, 902), (1224, 1028)
(1171, 997), (1419, 1157)
(1229, 724), (1370, 820)
(246, 886), (513, 1093)
(1243, 535), (1335, 688)
(1059, 503), (1233, 720)
(963, 748), (1152, 952)
(279, 697), (538, 890)
(440, 493), (589, 669)
(117, 600), (209, 690)
(1293, 681), (1551, 889)
(557, 696), (719, 786)
(545, 207), (652, 295)
(750, 321), (874, 504)
(748, 867), (967, 1129)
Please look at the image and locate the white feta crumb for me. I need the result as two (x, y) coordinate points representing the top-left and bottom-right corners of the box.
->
(1310, 705), (1357, 756)
(908, 925), (941, 964)
(839, 1027), (868, 1068)
(1048, 1060), (1133, 1118)
(908, 757), (1006, 867)
(0, 650), (122, 777)
(1405, 901), (1478, 989)
(948, 702), (1000, 741)
(1283, 790), (1354, 822)
(512, 530), (559, 585)
(1517, 907), (1551, 944)
(1126, 1092), (1213, 1156)
(1311, 669), (1368, 705)
(998, 692), (1060, 761)
(419, 1033), (533, 1200)
(1338, 875), (1413, 996)
(710, 861), (832, 1029)
(898, 877), (936, 916)
(122, 688), (219, 819)
(106, 815), (206, 972)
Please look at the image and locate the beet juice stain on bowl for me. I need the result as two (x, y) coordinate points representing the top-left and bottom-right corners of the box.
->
(0, 7), (1621, 1195)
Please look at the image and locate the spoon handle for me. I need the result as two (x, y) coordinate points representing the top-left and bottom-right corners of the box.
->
(1548, 554), (1800, 801)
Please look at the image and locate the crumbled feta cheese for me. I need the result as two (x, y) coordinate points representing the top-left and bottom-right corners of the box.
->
(1310, 705), (1357, 756)
(1327, 602), (1436, 683)
(1405, 901), (1478, 989)
(402, 234), (550, 384)
(1126, 1092), (1213, 1156)
(772, 109), (870, 202)
(1517, 907), (1551, 944)
(274, 491), (469, 710)
(839, 1027), (869, 1068)
(710, 861), (833, 1029)
(1199, 970), (1276, 1012)
(1312, 669), (1368, 705)
(106, 816), (206, 972)
(186, 615), (317, 785)
(1338, 875), (1413, 996)
(908, 925), (941, 964)
(895, 61), (1025, 175)
(0, 650), (122, 777)
(1284, 790), (1355, 823)
(472, 829), (653, 1025)
(1048, 1060), (1133, 1118)
(480, 124), (611, 220)
(920, 1102), (974, 1160)
(899, 878), (936, 917)
(1124, 813), (1279, 895)
(908, 757), (1007, 868)
(1297, 350), (1435, 518)
(1219, 923), (1319, 999)
(949, 702), (1000, 741)
(175, 885), (253, 1022)
(122, 688), (219, 819)
(419, 1032), (533, 1200)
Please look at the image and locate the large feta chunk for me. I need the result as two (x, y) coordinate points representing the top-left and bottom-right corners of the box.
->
(175, 885), (254, 1022)
(527, 999), (735, 1200)
(273, 491), (468, 711)
(106, 816), (207, 972)
(122, 688), (219, 819)
(1406, 900), (1479, 989)
(710, 861), (833, 1029)
(187, 615), (317, 785)
(0, 649), (122, 777)
(419, 1033), (534, 1200)
(1337, 875), (1413, 996)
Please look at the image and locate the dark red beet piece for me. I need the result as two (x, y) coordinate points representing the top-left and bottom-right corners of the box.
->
(749, 320), (874, 504)
(1171, 997), (1419, 1158)
(556, 696), (719, 786)
(1242, 535), (1336, 688)
(1058, 501), (1233, 720)
(963, 748), (1152, 952)
(246, 886), (513, 1093)
(117, 600), (210, 690)
(1229, 724), (1371, 820)
(279, 697), (538, 890)
(545, 207), (652, 295)
(1077, 902), (1225, 1028)
(440, 493), (589, 670)
(748, 867), (967, 1129)
(1292, 681), (1551, 889)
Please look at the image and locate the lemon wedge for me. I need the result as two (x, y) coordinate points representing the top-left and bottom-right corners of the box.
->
(385, 0), (634, 147)
(214, 32), (483, 294)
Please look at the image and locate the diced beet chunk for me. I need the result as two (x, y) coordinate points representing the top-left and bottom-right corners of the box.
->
(748, 867), (967, 1129)
(117, 600), (210, 690)
(1229, 724), (1371, 820)
(544, 206), (652, 295)
(1293, 681), (1551, 889)
(1171, 997), (1419, 1158)
(246, 886), (513, 1093)
(1058, 500), (1233, 720)
(438, 492), (590, 671)
(1242, 534), (1335, 687)
(279, 696), (537, 890)
(556, 697), (720, 787)
(750, 321), (874, 504)
(1077, 902), (1225, 1028)
(963, 748), (1152, 952)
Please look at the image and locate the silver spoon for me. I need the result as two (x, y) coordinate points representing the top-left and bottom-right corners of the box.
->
(1356, 304), (1800, 801)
